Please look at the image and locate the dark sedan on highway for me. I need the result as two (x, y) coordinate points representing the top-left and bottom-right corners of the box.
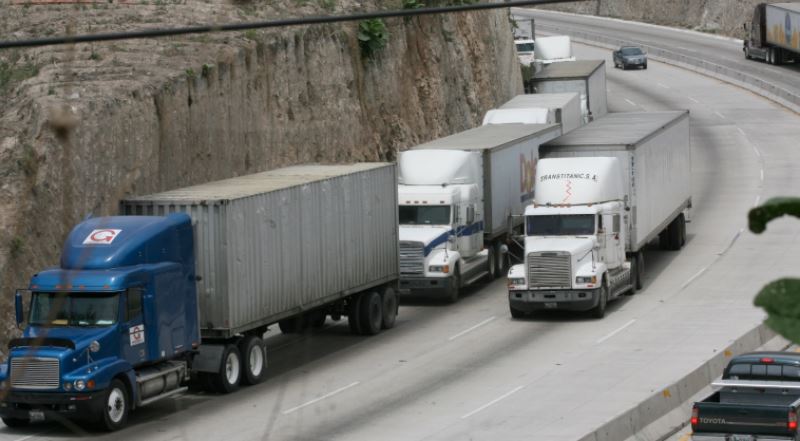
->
(613, 46), (648, 70)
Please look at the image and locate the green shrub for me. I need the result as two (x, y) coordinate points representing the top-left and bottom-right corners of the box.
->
(358, 19), (388, 58)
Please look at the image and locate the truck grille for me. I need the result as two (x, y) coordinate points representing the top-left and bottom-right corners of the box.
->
(10, 357), (60, 390)
(527, 252), (571, 289)
(399, 241), (425, 275)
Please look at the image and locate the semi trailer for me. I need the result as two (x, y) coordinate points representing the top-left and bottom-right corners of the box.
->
(507, 111), (692, 318)
(397, 123), (562, 302)
(529, 60), (608, 124)
(744, 3), (800, 64)
(483, 92), (583, 134)
(0, 163), (399, 430)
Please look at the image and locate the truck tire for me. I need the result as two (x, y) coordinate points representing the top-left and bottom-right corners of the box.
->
(348, 293), (363, 335)
(667, 217), (682, 251)
(381, 286), (398, 330)
(95, 378), (129, 431)
(238, 335), (266, 386)
(630, 255), (639, 294)
(635, 252), (644, 290)
(659, 229), (670, 250)
(359, 291), (383, 336)
(210, 344), (242, 394)
(446, 267), (461, 304)
(495, 242), (509, 276)
(2, 417), (29, 428)
(591, 284), (608, 319)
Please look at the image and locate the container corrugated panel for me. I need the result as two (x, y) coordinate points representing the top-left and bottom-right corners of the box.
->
(766, 4), (800, 52)
(541, 111), (692, 251)
(121, 163), (399, 338)
(410, 124), (562, 238)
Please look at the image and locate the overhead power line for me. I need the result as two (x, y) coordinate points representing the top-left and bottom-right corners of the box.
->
(0, 0), (583, 49)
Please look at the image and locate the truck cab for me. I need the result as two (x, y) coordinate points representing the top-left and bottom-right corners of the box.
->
(507, 157), (634, 318)
(397, 149), (490, 302)
(0, 214), (198, 430)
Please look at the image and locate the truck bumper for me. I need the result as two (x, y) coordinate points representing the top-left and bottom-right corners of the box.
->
(0, 390), (104, 422)
(508, 288), (600, 312)
(692, 435), (793, 441)
(398, 276), (452, 293)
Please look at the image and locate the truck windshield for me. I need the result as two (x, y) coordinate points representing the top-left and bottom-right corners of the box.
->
(399, 206), (451, 225)
(527, 215), (595, 236)
(621, 47), (643, 55)
(29, 292), (120, 327)
(516, 43), (535, 53)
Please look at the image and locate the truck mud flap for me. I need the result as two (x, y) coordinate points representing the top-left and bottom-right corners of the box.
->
(191, 344), (225, 373)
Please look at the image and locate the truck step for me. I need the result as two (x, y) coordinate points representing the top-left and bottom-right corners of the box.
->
(139, 386), (188, 407)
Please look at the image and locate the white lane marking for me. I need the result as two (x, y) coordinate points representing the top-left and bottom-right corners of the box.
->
(282, 381), (360, 415)
(717, 228), (744, 256)
(12, 432), (51, 441)
(752, 145), (762, 158)
(461, 385), (525, 419)
(657, 83), (670, 89)
(714, 111), (726, 119)
(681, 267), (709, 290)
(687, 96), (700, 104)
(737, 127), (747, 136)
(754, 194), (761, 207)
(624, 98), (637, 107)
(596, 319), (637, 344)
(448, 316), (496, 341)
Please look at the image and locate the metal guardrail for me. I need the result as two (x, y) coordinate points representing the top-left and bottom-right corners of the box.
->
(537, 23), (800, 114)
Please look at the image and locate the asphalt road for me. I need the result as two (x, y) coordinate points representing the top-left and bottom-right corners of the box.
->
(3, 26), (800, 441)
(517, 8), (800, 101)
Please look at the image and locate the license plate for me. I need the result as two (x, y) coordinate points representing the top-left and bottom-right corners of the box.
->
(730, 436), (754, 441)
(28, 409), (45, 422)
(544, 302), (558, 309)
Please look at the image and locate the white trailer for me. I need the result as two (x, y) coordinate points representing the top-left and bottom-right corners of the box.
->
(398, 123), (562, 302)
(507, 111), (691, 318)
(534, 35), (576, 64)
(483, 92), (583, 134)
(530, 60), (608, 123)
(744, 3), (800, 64)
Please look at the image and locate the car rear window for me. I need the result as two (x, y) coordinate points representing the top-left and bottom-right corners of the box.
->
(726, 363), (800, 380)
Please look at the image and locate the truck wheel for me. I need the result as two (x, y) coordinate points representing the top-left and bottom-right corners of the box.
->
(591, 284), (608, 319)
(238, 336), (266, 386)
(96, 378), (129, 431)
(495, 242), (509, 276)
(359, 291), (383, 336)
(446, 267), (461, 304)
(635, 253), (644, 290)
(348, 293), (363, 335)
(630, 256), (639, 294)
(510, 304), (526, 319)
(381, 286), (398, 329)
(210, 344), (242, 394)
(486, 247), (497, 281)
(2, 417), (29, 428)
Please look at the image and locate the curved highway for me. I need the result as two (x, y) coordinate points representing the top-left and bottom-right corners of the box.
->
(3, 17), (800, 441)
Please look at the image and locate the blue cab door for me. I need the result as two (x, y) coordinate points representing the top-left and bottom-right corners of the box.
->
(120, 288), (147, 366)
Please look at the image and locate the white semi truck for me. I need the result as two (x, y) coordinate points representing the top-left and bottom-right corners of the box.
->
(398, 123), (562, 302)
(482, 92), (583, 134)
(507, 111), (691, 318)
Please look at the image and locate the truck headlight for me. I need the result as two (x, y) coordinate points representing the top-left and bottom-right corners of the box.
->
(63, 382), (72, 391)
(429, 265), (450, 273)
(74, 380), (86, 391)
(576, 276), (597, 284)
(507, 278), (526, 289)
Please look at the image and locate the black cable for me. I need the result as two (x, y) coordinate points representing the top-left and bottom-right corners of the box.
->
(0, 0), (583, 49)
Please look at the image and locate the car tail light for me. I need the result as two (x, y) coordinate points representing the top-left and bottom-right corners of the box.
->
(691, 406), (699, 426)
(789, 410), (797, 431)
(761, 357), (774, 363)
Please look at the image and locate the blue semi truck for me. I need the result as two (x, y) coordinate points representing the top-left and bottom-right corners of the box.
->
(0, 163), (400, 430)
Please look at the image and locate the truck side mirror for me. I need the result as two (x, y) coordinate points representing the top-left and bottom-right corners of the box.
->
(14, 290), (25, 327)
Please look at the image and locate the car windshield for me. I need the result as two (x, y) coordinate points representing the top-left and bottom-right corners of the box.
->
(29, 292), (120, 327)
(621, 47), (643, 55)
(527, 215), (595, 236)
(399, 205), (451, 225)
(516, 43), (535, 53)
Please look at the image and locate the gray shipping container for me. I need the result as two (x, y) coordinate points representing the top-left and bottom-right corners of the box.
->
(532, 60), (608, 122)
(121, 163), (399, 339)
(541, 111), (691, 252)
(412, 123), (562, 239)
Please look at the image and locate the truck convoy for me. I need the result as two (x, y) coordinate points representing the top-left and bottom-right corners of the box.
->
(483, 92), (583, 134)
(529, 60), (608, 124)
(507, 111), (691, 318)
(397, 123), (562, 302)
(744, 2), (800, 65)
(0, 163), (399, 430)
(691, 352), (800, 440)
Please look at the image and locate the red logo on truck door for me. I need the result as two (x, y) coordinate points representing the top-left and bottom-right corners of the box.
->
(83, 229), (122, 245)
(520, 152), (537, 202)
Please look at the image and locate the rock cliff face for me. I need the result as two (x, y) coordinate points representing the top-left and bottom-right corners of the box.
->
(541, 0), (800, 38)
(0, 1), (522, 347)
